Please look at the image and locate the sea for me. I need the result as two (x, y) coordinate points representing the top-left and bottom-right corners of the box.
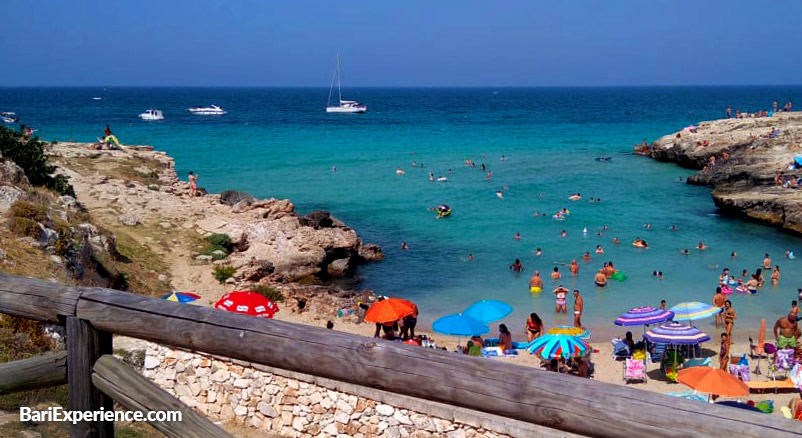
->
(2, 86), (801, 339)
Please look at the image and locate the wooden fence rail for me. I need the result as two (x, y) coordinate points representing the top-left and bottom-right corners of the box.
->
(1, 272), (801, 438)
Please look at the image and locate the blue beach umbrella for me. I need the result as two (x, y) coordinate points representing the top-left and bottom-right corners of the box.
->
(669, 302), (719, 322)
(462, 300), (513, 323)
(527, 333), (589, 359)
(644, 322), (711, 345)
(160, 292), (201, 303)
(614, 306), (674, 326)
(432, 313), (489, 337)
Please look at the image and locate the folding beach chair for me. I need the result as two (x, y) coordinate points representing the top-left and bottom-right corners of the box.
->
(623, 358), (647, 384)
(773, 349), (797, 380)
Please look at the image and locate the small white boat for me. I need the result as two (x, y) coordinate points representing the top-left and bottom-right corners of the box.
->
(139, 109), (164, 121)
(326, 54), (366, 114)
(187, 105), (226, 115)
(1, 112), (18, 123)
(92, 97), (103, 101)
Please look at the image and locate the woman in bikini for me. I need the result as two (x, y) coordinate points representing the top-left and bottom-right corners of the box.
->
(723, 300), (737, 339)
(554, 286), (569, 313)
(525, 312), (543, 342)
(189, 171), (198, 197)
(772, 265), (781, 286)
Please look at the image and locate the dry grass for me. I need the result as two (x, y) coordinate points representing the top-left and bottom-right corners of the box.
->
(59, 156), (166, 187)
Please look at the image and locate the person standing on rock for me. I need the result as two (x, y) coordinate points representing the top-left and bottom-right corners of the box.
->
(189, 171), (198, 197)
(726, 107), (732, 118)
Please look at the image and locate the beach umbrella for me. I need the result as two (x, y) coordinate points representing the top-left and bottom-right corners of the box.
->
(677, 367), (749, 397)
(527, 333), (589, 359)
(215, 291), (279, 318)
(364, 298), (417, 324)
(546, 325), (591, 339)
(160, 292), (201, 303)
(670, 302), (719, 322)
(462, 300), (513, 323)
(432, 313), (489, 337)
(644, 322), (711, 345)
(614, 306), (674, 326)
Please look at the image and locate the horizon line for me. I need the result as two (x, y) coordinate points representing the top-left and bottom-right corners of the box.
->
(2, 84), (802, 89)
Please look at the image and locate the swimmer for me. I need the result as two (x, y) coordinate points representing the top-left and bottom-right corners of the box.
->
(485, 171), (493, 181)
(510, 259), (524, 273)
(500, 155), (507, 162)
(644, 223), (652, 230)
(396, 169), (405, 175)
(659, 300), (666, 310)
(561, 230), (567, 237)
(772, 265), (780, 286)
(332, 166), (337, 172)
(633, 238), (649, 248)
(603, 225), (609, 230)
(569, 193), (582, 201)
(731, 252), (737, 259)
(514, 232), (521, 241)
(582, 252), (592, 262)
(529, 270), (543, 293)
(535, 247), (542, 257)
(682, 249), (690, 255)
(787, 250), (796, 260)
(570, 259), (579, 276)
(696, 242), (708, 250)
(741, 269), (749, 278)
(594, 270), (607, 287)
(481, 163), (486, 171)
(429, 172), (434, 182)
(669, 225), (677, 231)
(436, 204), (451, 218)
(401, 242), (408, 250)
(596, 245), (604, 254)
(551, 267), (561, 280)
(447, 169), (453, 174)
(467, 254), (474, 261)
(763, 253), (771, 270)
(412, 160), (417, 167)
(613, 237), (620, 245)
(496, 191), (504, 199)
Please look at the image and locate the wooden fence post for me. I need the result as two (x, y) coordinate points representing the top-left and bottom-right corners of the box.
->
(67, 317), (114, 438)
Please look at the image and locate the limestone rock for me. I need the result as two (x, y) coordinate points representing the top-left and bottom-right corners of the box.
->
(119, 211), (140, 226)
(258, 401), (278, 417)
(0, 185), (23, 212)
(327, 258), (352, 277)
(0, 160), (28, 185)
(220, 190), (255, 206)
(375, 404), (394, 417)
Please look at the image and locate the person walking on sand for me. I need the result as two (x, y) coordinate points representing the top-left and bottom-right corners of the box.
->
(763, 253), (772, 270)
(773, 313), (799, 353)
(723, 300), (737, 339)
(719, 333), (730, 370)
(188, 171), (198, 197)
(573, 290), (584, 328)
(529, 270), (543, 293)
(554, 286), (569, 314)
(713, 287), (726, 329)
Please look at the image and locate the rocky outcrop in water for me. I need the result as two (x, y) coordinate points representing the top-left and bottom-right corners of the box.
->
(646, 112), (802, 234)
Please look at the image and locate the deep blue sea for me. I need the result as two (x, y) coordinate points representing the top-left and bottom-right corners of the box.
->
(2, 86), (801, 337)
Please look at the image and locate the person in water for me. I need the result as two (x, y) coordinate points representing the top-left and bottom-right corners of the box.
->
(529, 270), (543, 293)
(509, 259), (524, 273)
(696, 242), (708, 250)
(525, 313), (543, 342)
(573, 290), (584, 328)
(496, 190), (503, 199)
(514, 232), (521, 241)
(594, 269), (607, 287)
(467, 253), (474, 261)
(731, 251), (737, 259)
(560, 230), (567, 237)
(429, 172), (434, 181)
(570, 260), (579, 276)
(713, 287), (726, 329)
(595, 245), (604, 254)
(551, 266), (561, 280)
(535, 247), (542, 257)
(582, 252), (592, 262)
(400, 242), (408, 250)
(771, 265), (780, 286)
(681, 249), (690, 255)
(659, 300), (667, 310)
(553, 286), (569, 313)
(763, 253), (772, 270)
(632, 238), (648, 248)
(612, 237), (620, 245)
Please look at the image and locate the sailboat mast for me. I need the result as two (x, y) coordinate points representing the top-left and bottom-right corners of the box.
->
(327, 55), (337, 107)
(337, 54), (343, 104)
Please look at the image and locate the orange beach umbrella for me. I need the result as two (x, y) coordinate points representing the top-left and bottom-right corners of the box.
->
(677, 367), (749, 397)
(365, 298), (416, 324)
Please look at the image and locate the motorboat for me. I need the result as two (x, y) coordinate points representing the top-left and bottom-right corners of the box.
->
(1, 112), (18, 123)
(187, 105), (226, 115)
(326, 54), (366, 113)
(139, 109), (165, 121)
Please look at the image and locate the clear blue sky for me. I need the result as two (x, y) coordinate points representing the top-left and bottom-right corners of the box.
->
(5, 1), (801, 87)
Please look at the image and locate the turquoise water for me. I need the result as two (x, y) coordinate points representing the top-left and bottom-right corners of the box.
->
(2, 86), (801, 336)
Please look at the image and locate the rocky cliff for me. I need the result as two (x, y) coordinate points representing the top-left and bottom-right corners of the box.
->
(645, 112), (802, 234)
(50, 143), (382, 284)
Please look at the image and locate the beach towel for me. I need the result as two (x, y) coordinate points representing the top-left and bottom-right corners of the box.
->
(778, 349), (796, 370)
(481, 347), (518, 357)
(683, 357), (712, 368)
(730, 363), (751, 382)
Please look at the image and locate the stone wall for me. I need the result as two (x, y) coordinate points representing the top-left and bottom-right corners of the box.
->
(140, 344), (580, 438)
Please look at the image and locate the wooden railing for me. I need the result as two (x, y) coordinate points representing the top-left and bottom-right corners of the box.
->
(1, 272), (801, 438)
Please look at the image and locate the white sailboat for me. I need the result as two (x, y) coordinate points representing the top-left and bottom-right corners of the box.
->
(326, 54), (366, 113)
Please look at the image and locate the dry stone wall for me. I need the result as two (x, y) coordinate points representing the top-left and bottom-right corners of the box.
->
(140, 344), (576, 438)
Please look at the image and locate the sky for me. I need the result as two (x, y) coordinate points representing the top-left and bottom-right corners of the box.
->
(4, 1), (802, 87)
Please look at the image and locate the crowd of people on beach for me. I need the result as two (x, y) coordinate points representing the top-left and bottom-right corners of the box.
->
(725, 99), (792, 119)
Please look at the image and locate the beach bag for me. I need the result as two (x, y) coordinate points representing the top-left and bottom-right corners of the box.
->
(756, 400), (774, 414)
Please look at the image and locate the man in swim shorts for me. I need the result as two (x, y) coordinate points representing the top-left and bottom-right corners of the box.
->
(774, 313), (799, 350)
(570, 260), (579, 276)
(713, 287), (726, 329)
(529, 270), (543, 293)
(594, 270), (606, 287)
(573, 290), (584, 328)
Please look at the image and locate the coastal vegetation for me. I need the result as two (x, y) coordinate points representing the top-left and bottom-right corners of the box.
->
(252, 284), (284, 302)
(212, 264), (237, 284)
(200, 232), (235, 260)
(0, 126), (74, 197)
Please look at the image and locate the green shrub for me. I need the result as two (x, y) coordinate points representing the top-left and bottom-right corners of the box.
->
(206, 233), (232, 250)
(0, 125), (75, 196)
(10, 217), (41, 238)
(252, 285), (284, 302)
(10, 201), (47, 222)
(212, 265), (236, 284)
(201, 245), (228, 260)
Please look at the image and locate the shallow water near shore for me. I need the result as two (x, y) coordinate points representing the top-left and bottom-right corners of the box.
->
(3, 86), (802, 339)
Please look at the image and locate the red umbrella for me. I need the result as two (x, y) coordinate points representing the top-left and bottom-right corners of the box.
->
(215, 291), (279, 318)
(365, 298), (416, 324)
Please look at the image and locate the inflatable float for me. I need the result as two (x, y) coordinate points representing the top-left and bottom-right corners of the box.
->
(610, 272), (627, 282)
(437, 204), (452, 218)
